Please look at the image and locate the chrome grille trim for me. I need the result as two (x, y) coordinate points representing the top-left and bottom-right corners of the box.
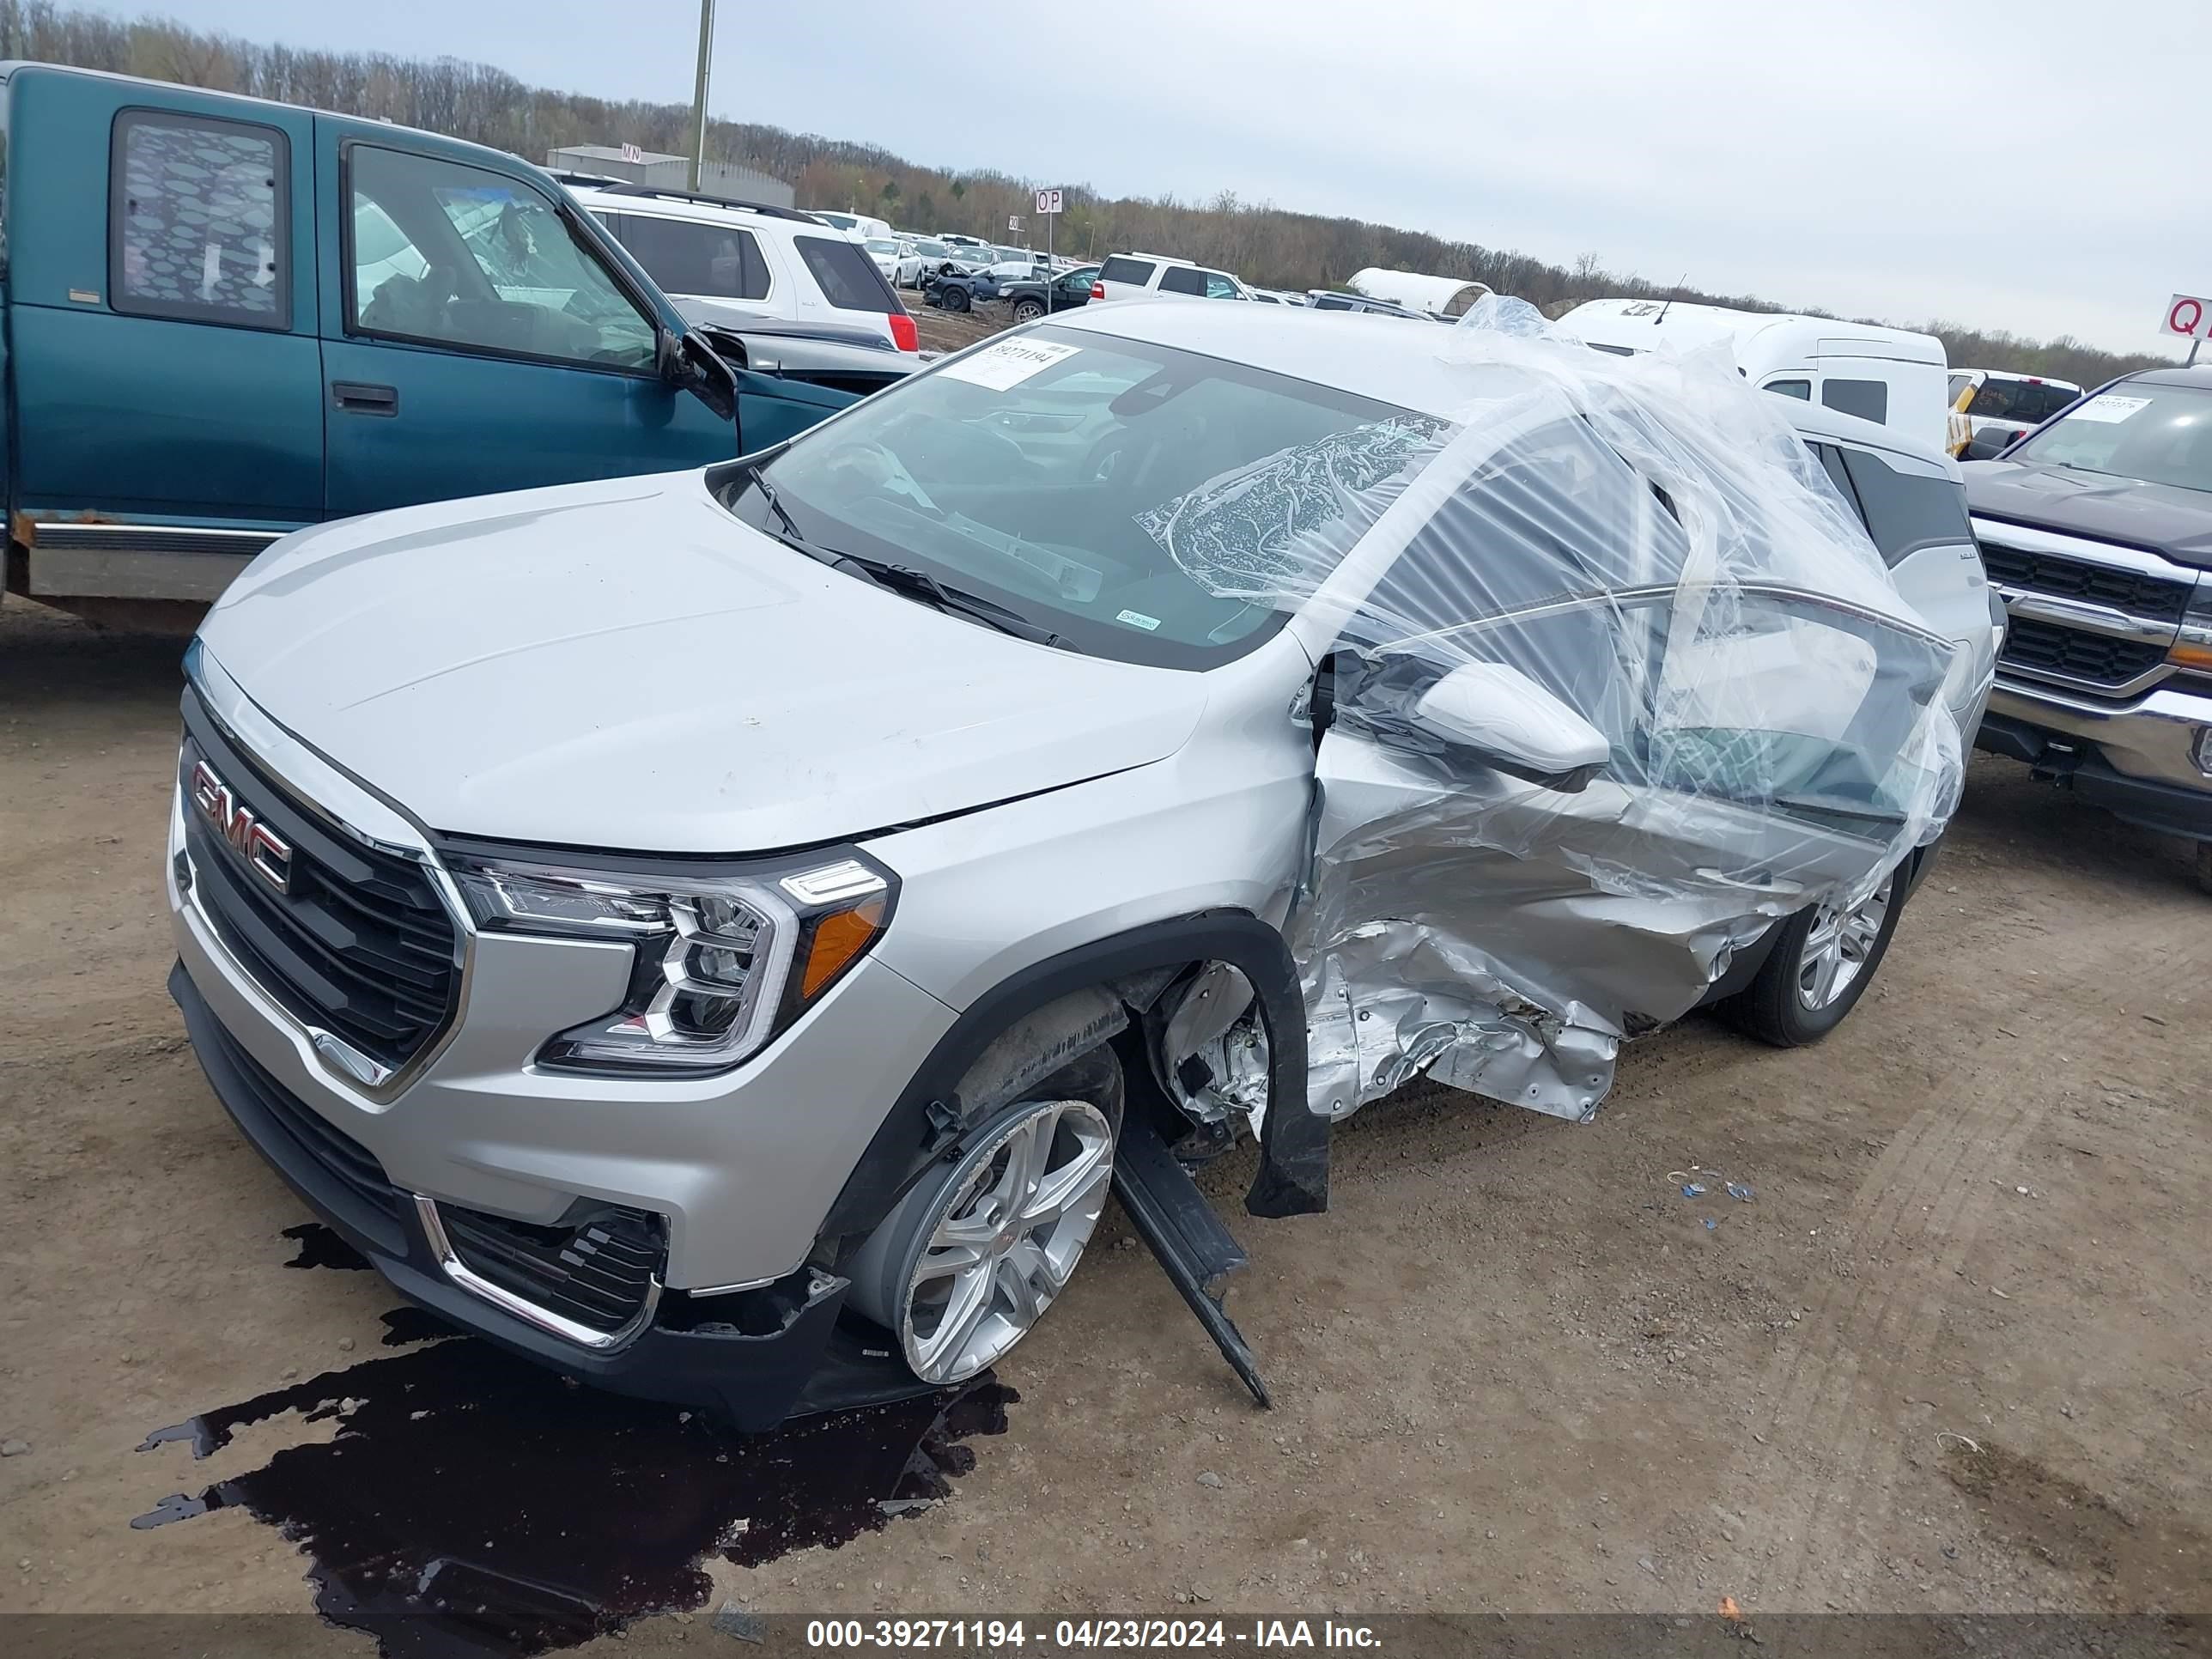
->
(181, 642), (477, 1104)
(1970, 519), (2205, 702)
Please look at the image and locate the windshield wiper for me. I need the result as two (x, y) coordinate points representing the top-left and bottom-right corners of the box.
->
(748, 469), (810, 548)
(834, 553), (1070, 648)
(744, 473), (1067, 648)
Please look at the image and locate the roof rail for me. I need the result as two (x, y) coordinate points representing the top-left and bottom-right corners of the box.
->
(588, 181), (819, 223)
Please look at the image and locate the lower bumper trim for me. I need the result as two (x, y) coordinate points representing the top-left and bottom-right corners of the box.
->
(171, 959), (921, 1429)
(1976, 714), (2212, 841)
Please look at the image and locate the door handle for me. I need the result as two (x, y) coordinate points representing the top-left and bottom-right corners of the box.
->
(331, 381), (398, 416)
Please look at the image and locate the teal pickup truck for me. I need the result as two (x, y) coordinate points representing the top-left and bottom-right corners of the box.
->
(0, 62), (856, 624)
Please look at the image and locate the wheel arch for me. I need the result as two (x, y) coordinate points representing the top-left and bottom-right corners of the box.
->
(816, 908), (1323, 1250)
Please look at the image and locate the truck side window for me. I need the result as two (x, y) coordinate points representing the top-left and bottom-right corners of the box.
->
(1764, 378), (1812, 401)
(110, 110), (288, 329)
(1838, 447), (1972, 567)
(345, 145), (656, 373)
(1821, 378), (1889, 424)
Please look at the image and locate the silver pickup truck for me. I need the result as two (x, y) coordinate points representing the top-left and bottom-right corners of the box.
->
(1964, 365), (2212, 893)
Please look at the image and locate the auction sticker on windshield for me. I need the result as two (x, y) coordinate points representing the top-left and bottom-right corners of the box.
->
(2071, 394), (2152, 424)
(938, 338), (1082, 392)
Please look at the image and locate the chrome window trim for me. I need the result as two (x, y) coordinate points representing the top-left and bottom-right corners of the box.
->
(413, 1195), (662, 1352)
(183, 641), (477, 1104)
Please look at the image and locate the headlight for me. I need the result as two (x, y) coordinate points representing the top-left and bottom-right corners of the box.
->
(448, 851), (893, 1075)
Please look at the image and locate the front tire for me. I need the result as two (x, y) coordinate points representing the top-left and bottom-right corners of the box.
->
(943, 287), (970, 313)
(1723, 867), (1905, 1047)
(2197, 842), (2212, 896)
(1011, 298), (1045, 325)
(847, 1094), (1117, 1384)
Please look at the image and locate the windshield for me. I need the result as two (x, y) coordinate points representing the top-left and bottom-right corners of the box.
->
(865, 238), (899, 255)
(2008, 383), (2212, 493)
(1966, 378), (2079, 425)
(914, 240), (948, 258)
(726, 326), (1438, 668)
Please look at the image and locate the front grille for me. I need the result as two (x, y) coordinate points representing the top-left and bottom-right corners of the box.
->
(440, 1205), (665, 1334)
(1978, 540), (2195, 622)
(181, 979), (410, 1255)
(180, 698), (460, 1077)
(1998, 617), (2169, 690)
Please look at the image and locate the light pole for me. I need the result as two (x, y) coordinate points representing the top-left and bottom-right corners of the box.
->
(688, 0), (715, 191)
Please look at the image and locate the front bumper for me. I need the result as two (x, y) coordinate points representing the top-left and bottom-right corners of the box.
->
(165, 655), (969, 1421)
(1978, 675), (2212, 840)
(172, 960), (933, 1427)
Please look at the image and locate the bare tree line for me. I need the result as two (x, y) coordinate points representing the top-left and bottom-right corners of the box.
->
(0, 0), (2170, 390)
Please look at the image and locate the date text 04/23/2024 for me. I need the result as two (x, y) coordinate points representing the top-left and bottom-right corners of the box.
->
(804, 1619), (1383, 1650)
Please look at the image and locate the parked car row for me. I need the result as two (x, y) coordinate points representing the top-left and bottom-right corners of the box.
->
(923, 263), (1100, 322)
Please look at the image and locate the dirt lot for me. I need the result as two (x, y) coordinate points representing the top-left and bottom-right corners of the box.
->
(911, 291), (1018, 356)
(2, 592), (2209, 1647)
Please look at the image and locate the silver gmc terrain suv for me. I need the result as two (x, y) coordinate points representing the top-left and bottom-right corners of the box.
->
(168, 301), (1996, 1425)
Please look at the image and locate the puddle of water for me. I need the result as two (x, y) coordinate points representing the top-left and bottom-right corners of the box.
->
(283, 1222), (372, 1271)
(133, 1331), (1013, 1658)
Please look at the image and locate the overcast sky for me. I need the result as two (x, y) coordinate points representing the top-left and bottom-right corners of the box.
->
(122, 0), (2205, 356)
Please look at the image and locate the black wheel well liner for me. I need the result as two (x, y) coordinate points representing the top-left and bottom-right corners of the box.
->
(816, 908), (1325, 1245)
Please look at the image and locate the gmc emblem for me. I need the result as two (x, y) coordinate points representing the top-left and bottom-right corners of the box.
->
(190, 757), (293, 895)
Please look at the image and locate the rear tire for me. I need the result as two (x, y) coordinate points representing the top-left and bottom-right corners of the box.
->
(1723, 866), (1906, 1048)
(944, 288), (970, 313)
(2197, 842), (2212, 896)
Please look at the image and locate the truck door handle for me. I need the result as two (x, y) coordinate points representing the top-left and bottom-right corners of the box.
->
(331, 381), (398, 416)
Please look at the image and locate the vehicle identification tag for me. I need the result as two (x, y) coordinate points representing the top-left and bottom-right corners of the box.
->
(938, 338), (1081, 392)
(2070, 394), (2151, 423)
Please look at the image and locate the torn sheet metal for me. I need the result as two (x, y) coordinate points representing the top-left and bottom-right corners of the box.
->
(1149, 297), (1965, 1122)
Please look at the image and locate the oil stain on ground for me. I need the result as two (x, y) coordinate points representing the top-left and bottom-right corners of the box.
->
(282, 1221), (372, 1271)
(132, 1327), (1014, 1659)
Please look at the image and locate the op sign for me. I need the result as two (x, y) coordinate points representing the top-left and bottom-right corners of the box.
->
(1035, 188), (1064, 216)
(2162, 294), (2210, 339)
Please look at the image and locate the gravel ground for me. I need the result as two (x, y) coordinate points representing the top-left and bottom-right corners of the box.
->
(1, 593), (2207, 1647)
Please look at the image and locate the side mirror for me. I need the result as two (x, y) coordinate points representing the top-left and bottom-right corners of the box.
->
(1962, 428), (2017, 461)
(675, 329), (738, 423)
(1413, 661), (1611, 792)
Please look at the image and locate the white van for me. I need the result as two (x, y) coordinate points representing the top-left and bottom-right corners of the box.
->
(1555, 299), (1952, 453)
(805, 210), (893, 244)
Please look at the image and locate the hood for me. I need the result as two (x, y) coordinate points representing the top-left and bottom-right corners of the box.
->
(1964, 459), (2212, 569)
(198, 472), (1206, 854)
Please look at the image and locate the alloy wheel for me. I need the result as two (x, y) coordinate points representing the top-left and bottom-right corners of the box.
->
(898, 1099), (1115, 1383)
(1795, 875), (1893, 1012)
